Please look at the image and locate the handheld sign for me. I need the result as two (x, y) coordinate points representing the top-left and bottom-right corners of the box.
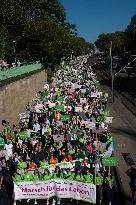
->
(104, 93), (109, 98)
(57, 96), (64, 102)
(55, 105), (64, 112)
(102, 157), (119, 167)
(61, 115), (70, 122)
(18, 131), (28, 139)
(85, 122), (96, 129)
(41, 96), (48, 102)
(104, 117), (113, 124)
(80, 98), (87, 104)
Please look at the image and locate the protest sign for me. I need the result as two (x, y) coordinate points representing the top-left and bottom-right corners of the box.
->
(104, 93), (109, 98)
(0, 149), (7, 158)
(53, 135), (65, 142)
(69, 89), (75, 94)
(35, 104), (43, 113)
(55, 88), (59, 92)
(41, 96), (48, 102)
(95, 81), (100, 87)
(48, 102), (56, 108)
(44, 84), (49, 91)
(14, 180), (96, 204)
(24, 160), (83, 175)
(54, 105), (64, 112)
(19, 113), (29, 119)
(75, 107), (83, 112)
(61, 115), (70, 121)
(81, 120), (90, 125)
(80, 89), (86, 94)
(91, 93), (98, 98)
(102, 157), (119, 167)
(97, 92), (103, 98)
(104, 117), (113, 124)
(85, 122), (96, 129)
(56, 91), (62, 97)
(92, 127), (105, 134)
(57, 96), (64, 101)
(80, 98), (87, 104)
(18, 131), (28, 139)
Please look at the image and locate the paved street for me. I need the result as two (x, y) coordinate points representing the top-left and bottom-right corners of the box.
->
(97, 70), (136, 205)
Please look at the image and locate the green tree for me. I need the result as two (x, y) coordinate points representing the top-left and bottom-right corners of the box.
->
(21, 19), (72, 65)
(125, 14), (136, 54)
(95, 32), (127, 56)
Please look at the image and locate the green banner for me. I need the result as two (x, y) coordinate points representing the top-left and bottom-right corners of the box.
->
(55, 105), (64, 112)
(61, 115), (70, 121)
(102, 157), (119, 167)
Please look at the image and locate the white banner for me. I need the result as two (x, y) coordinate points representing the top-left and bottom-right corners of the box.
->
(14, 180), (96, 204)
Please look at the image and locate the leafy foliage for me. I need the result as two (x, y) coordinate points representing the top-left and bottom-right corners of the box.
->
(0, 0), (94, 64)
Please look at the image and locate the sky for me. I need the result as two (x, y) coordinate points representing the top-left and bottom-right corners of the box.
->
(60, 0), (136, 43)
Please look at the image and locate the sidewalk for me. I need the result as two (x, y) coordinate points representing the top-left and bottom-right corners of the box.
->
(100, 83), (136, 205)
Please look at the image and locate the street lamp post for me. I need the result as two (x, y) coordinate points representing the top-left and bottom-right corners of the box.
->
(109, 41), (114, 103)
(111, 25), (136, 103)
(13, 40), (16, 65)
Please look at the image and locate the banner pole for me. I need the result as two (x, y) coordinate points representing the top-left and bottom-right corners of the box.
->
(109, 166), (111, 178)
(95, 163), (96, 185)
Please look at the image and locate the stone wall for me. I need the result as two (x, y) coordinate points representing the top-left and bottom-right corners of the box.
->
(0, 70), (47, 129)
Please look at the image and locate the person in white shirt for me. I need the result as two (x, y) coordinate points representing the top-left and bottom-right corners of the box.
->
(42, 124), (49, 136)
(5, 142), (13, 160)
(33, 122), (40, 132)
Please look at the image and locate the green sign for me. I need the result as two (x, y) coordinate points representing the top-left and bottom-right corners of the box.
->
(102, 157), (119, 167)
(56, 90), (62, 96)
(41, 96), (48, 102)
(18, 131), (28, 139)
(103, 111), (110, 118)
(57, 96), (64, 101)
(61, 115), (70, 122)
(41, 91), (48, 97)
(95, 81), (100, 87)
(55, 105), (64, 112)
(104, 93), (109, 98)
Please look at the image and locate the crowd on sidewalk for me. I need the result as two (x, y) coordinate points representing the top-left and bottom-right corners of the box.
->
(0, 55), (118, 205)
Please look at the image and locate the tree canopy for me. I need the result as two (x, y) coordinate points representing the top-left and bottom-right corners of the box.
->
(95, 14), (136, 55)
(0, 0), (94, 65)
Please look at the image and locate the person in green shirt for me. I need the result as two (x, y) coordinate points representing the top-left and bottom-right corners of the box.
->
(52, 166), (64, 179)
(104, 173), (116, 185)
(12, 173), (22, 182)
(96, 172), (104, 204)
(84, 169), (93, 183)
(22, 169), (33, 181)
(96, 172), (104, 185)
(18, 160), (27, 169)
(42, 169), (52, 181)
(65, 170), (74, 180)
(39, 159), (49, 169)
(0, 136), (4, 147)
(68, 146), (75, 156)
(33, 169), (41, 181)
(74, 170), (84, 182)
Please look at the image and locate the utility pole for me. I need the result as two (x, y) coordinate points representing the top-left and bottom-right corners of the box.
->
(110, 41), (114, 103)
(13, 40), (16, 66)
